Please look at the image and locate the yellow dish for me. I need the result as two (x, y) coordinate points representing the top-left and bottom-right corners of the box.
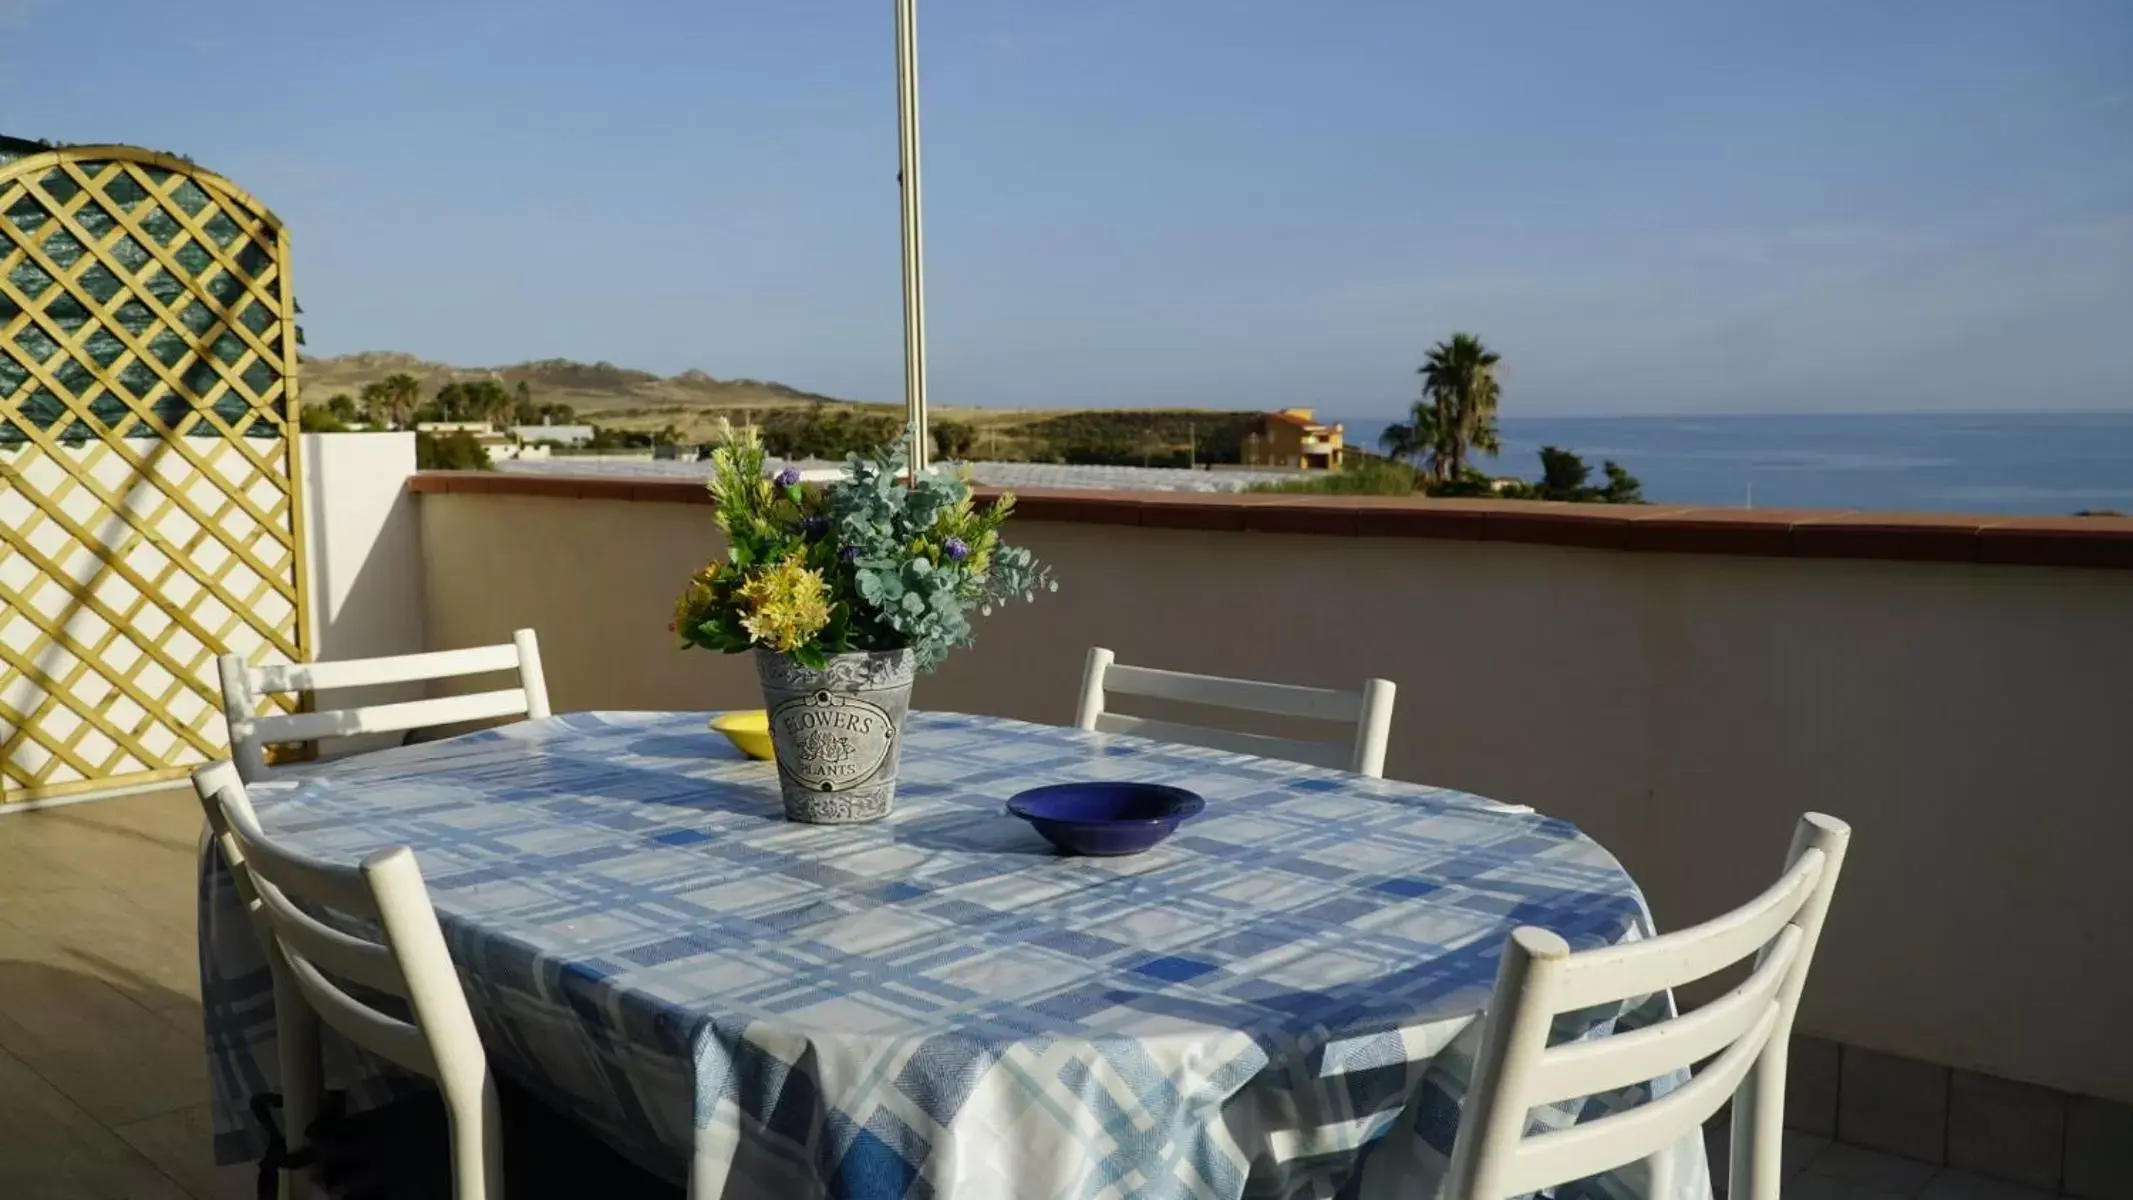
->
(709, 710), (775, 760)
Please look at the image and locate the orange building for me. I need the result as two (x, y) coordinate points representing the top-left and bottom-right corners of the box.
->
(1242, 408), (1345, 470)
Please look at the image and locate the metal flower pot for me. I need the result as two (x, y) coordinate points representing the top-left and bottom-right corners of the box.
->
(754, 648), (915, 824)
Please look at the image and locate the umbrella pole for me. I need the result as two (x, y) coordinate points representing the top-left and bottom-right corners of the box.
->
(895, 0), (929, 478)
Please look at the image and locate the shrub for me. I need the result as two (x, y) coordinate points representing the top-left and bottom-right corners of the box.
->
(416, 431), (493, 470)
(298, 406), (350, 433)
(1248, 459), (1418, 495)
(761, 402), (901, 460)
(932, 419), (977, 460)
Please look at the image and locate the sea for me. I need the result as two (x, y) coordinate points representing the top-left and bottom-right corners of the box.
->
(1329, 412), (2133, 516)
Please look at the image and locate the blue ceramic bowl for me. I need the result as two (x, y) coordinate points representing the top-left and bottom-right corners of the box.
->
(1005, 782), (1206, 856)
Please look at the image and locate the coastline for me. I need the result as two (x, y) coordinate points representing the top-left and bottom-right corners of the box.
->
(1331, 411), (2133, 516)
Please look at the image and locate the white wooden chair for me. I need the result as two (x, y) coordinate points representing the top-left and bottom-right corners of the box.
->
(193, 760), (502, 1200)
(192, 759), (273, 948)
(217, 629), (551, 782)
(1074, 646), (1397, 777)
(1442, 812), (1851, 1200)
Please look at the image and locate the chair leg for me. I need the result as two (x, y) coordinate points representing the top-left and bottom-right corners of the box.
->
(1646, 1141), (1677, 1200)
(443, 1068), (504, 1200)
(1729, 1045), (1789, 1200)
(271, 963), (322, 1200)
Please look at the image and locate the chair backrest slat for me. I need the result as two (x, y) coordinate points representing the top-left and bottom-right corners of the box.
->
(1091, 713), (1351, 770)
(252, 688), (534, 747)
(225, 812), (383, 918)
(1526, 925), (1801, 1106)
(1500, 999), (1781, 1197)
(250, 877), (407, 998)
(1550, 848), (1827, 1010)
(1442, 812), (1850, 1200)
(279, 949), (437, 1076)
(218, 628), (550, 782)
(1075, 646), (1397, 777)
(1099, 662), (1366, 722)
(254, 643), (523, 693)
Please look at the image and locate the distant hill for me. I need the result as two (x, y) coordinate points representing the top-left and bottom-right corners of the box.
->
(299, 352), (852, 440)
(298, 351), (1267, 461)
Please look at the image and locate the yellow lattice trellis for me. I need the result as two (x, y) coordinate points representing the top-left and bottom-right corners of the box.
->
(0, 142), (308, 804)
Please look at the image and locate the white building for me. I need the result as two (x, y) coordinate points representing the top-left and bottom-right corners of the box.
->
(511, 424), (596, 447)
(415, 422), (553, 463)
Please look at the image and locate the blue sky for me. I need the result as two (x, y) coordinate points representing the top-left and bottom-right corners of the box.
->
(4, 1), (2129, 416)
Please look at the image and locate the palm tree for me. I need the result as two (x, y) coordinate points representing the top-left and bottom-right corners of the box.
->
(360, 373), (422, 430)
(1379, 401), (1449, 481)
(489, 384), (518, 431)
(1417, 333), (1502, 484)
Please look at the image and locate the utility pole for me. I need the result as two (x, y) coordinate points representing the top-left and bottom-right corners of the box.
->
(894, 0), (930, 479)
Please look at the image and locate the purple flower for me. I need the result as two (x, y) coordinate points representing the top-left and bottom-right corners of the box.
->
(944, 536), (969, 562)
(773, 466), (801, 488)
(839, 544), (860, 562)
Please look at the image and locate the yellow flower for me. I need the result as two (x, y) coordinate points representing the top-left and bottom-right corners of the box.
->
(736, 557), (832, 652)
(671, 566), (720, 643)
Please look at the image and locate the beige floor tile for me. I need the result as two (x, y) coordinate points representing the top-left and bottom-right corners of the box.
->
(0, 826), (199, 918)
(1836, 1048), (1950, 1165)
(52, 789), (205, 844)
(1808, 1143), (1941, 1195)
(0, 930), (210, 1126)
(1915, 1167), (2055, 1199)
(55, 829), (199, 893)
(8, 788), (198, 845)
(1785, 1174), (1912, 1200)
(112, 1103), (256, 1200)
(0, 833), (111, 897)
(1785, 1130), (1834, 1177)
(0, 882), (203, 1014)
(0, 1044), (190, 1199)
(1706, 1120), (1835, 1194)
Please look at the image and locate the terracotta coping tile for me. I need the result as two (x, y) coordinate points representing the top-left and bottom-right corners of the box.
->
(1480, 505), (1648, 551)
(1351, 505), (1488, 540)
(1786, 512), (1988, 563)
(1008, 492), (1143, 526)
(1242, 504), (1358, 536)
(517, 475), (589, 500)
(571, 478), (640, 503)
(1977, 518), (2133, 569)
(623, 478), (708, 504)
(1137, 501), (1247, 532)
(649, 481), (717, 505)
(1623, 508), (1837, 557)
(441, 472), (509, 495)
(408, 472), (2133, 571)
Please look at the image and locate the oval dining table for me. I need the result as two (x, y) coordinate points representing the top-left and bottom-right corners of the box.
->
(197, 710), (1712, 1200)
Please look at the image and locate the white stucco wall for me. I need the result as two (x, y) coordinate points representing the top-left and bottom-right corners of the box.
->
(300, 433), (427, 746)
(415, 490), (2133, 1103)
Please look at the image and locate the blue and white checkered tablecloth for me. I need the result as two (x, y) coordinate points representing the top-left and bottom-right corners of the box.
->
(198, 710), (1710, 1200)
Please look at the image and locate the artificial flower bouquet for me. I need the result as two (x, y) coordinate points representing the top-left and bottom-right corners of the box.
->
(672, 424), (1051, 822)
